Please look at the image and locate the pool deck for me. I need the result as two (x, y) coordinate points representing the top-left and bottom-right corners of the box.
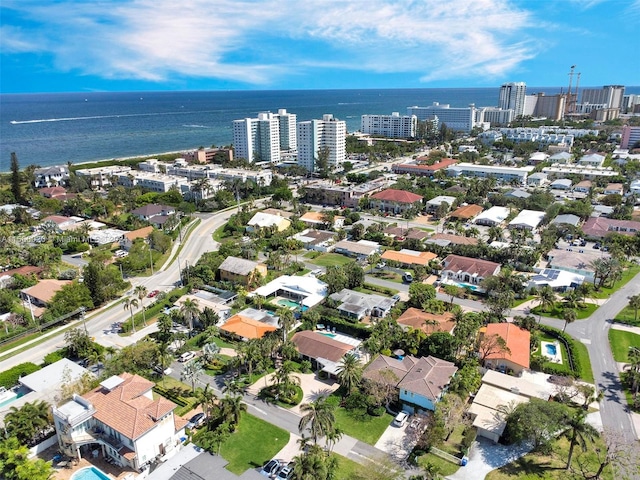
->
(40, 445), (136, 480)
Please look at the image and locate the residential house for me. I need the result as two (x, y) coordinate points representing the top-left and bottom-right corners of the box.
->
(549, 151), (572, 164)
(426, 233), (479, 247)
(391, 158), (458, 176)
(473, 206), (510, 226)
(383, 227), (430, 242)
(630, 179), (640, 195)
(52, 373), (187, 471)
(505, 189), (531, 200)
(546, 248), (608, 282)
(603, 183), (624, 196)
(333, 240), (380, 260)
(252, 275), (328, 309)
(481, 323), (530, 375)
(448, 204), (484, 222)
(21, 279), (71, 308)
(219, 313), (277, 341)
(291, 330), (359, 375)
(175, 293), (231, 324)
(292, 229), (337, 252)
(549, 178), (573, 190)
(551, 214), (581, 228)
(527, 268), (585, 292)
(440, 255), (501, 291)
(469, 370), (552, 443)
(299, 211), (345, 230)
(578, 153), (606, 167)
(246, 211), (291, 233)
(380, 249), (437, 267)
(395, 308), (455, 334)
(508, 210), (545, 231)
(368, 189), (423, 214)
(33, 165), (70, 188)
(38, 186), (76, 201)
(573, 180), (592, 194)
(130, 204), (177, 228)
(582, 217), (640, 238)
(329, 288), (397, 320)
(526, 172), (549, 187)
(363, 354), (457, 413)
(425, 195), (456, 213)
(41, 215), (81, 230)
(89, 229), (127, 246)
(218, 256), (267, 286)
(120, 226), (154, 251)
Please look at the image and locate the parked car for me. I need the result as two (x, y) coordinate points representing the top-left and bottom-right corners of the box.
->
(402, 272), (413, 283)
(148, 289), (160, 298)
(187, 412), (206, 429)
(393, 411), (409, 427)
(310, 269), (323, 276)
(260, 459), (283, 477)
(276, 464), (294, 479)
(377, 262), (386, 269)
(179, 351), (197, 362)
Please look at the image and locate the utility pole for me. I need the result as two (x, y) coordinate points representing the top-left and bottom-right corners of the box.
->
(149, 247), (154, 275)
(80, 307), (87, 333)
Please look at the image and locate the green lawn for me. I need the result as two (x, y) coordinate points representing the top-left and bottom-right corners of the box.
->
(219, 412), (289, 474)
(615, 305), (640, 327)
(590, 265), (640, 299)
(332, 454), (363, 480)
(417, 453), (460, 477)
(333, 408), (393, 445)
(531, 302), (598, 320)
(369, 270), (404, 284)
(512, 295), (535, 307)
(309, 253), (356, 267)
(573, 339), (595, 383)
(608, 329), (640, 363)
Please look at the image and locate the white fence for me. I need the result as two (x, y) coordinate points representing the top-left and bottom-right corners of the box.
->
(28, 435), (58, 458)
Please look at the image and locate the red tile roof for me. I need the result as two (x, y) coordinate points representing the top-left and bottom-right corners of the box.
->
(484, 323), (530, 369)
(396, 308), (455, 334)
(582, 217), (640, 238)
(292, 331), (354, 363)
(429, 233), (479, 246)
(449, 204), (483, 220)
(442, 254), (500, 278)
(370, 189), (423, 204)
(220, 314), (277, 339)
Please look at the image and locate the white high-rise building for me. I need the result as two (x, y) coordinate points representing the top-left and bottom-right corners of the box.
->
(361, 112), (417, 138)
(233, 109), (297, 163)
(297, 114), (347, 172)
(406, 103), (477, 132)
(499, 82), (527, 117)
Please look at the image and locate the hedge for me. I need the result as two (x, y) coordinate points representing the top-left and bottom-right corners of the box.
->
(537, 324), (586, 379)
(362, 282), (398, 296)
(0, 362), (41, 389)
(153, 385), (198, 416)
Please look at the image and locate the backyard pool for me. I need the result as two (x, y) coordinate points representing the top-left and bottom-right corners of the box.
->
(446, 281), (480, 291)
(71, 467), (111, 480)
(545, 344), (558, 356)
(541, 340), (563, 364)
(320, 332), (337, 338)
(277, 299), (300, 309)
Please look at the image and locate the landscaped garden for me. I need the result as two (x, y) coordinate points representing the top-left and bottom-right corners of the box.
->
(308, 252), (356, 267)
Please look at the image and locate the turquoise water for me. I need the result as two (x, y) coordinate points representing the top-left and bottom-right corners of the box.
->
(545, 344), (558, 356)
(450, 281), (480, 291)
(0, 391), (20, 408)
(321, 332), (337, 338)
(277, 299), (299, 308)
(71, 467), (111, 480)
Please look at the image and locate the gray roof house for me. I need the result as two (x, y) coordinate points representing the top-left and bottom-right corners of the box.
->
(551, 214), (581, 227)
(329, 288), (397, 320)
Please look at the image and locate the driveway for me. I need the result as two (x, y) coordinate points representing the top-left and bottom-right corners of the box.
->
(373, 419), (416, 461)
(446, 438), (532, 480)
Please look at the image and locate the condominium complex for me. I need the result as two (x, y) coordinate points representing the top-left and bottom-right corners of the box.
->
(621, 125), (640, 150)
(297, 114), (347, 172)
(581, 85), (625, 109)
(478, 107), (514, 126)
(499, 82), (527, 117)
(447, 163), (535, 185)
(407, 103), (477, 133)
(360, 112), (417, 138)
(233, 109), (297, 164)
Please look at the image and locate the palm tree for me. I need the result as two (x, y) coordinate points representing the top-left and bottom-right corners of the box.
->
(219, 394), (247, 430)
(564, 410), (598, 470)
(277, 308), (295, 342)
(563, 308), (577, 332)
(628, 294), (640, 323)
(563, 290), (583, 311)
(123, 297), (139, 334)
(134, 285), (148, 325)
(335, 353), (362, 394)
(194, 384), (217, 427)
(181, 359), (203, 392)
(298, 395), (336, 445)
(180, 298), (200, 332)
(487, 226), (505, 243)
(536, 285), (556, 314)
(273, 360), (300, 398)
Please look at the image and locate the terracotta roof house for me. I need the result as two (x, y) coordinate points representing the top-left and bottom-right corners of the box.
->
(52, 373), (187, 471)
(39, 186), (68, 198)
(482, 323), (530, 374)
(300, 211), (345, 230)
(21, 279), (71, 307)
(396, 308), (455, 334)
(218, 256), (267, 286)
(381, 249), (437, 267)
(440, 255), (501, 292)
(1, 266), (43, 278)
(219, 314), (277, 340)
(449, 204), (483, 221)
(392, 158), (458, 176)
(291, 331), (356, 374)
(120, 226), (154, 251)
(369, 189), (423, 214)
(582, 217), (640, 238)
(363, 354), (457, 413)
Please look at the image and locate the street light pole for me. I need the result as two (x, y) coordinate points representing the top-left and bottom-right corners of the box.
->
(80, 307), (87, 334)
(149, 247), (154, 275)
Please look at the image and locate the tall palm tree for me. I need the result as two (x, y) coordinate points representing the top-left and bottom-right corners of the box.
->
(180, 358), (203, 392)
(563, 308), (577, 333)
(564, 410), (598, 470)
(277, 308), (295, 342)
(194, 384), (217, 427)
(563, 290), (583, 311)
(273, 360), (300, 398)
(134, 285), (148, 325)
(219, 394), (247, 430)
(628, 294), (640, 323)
(123, 297), (139, 334)
(536, 285), (556, 314)
(180, 298), (200, 332)
(298, 395), (336, 445)
(335, 353), (362, 394)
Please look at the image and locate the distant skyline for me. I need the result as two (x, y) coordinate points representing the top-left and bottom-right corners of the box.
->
(1, 0), (639, 94)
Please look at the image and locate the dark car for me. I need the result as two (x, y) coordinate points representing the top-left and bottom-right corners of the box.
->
(260, 459), (283, 477)
(187, 412), (206, 429)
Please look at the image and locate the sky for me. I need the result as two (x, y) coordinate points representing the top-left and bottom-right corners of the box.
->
(1, 0), (639, 94)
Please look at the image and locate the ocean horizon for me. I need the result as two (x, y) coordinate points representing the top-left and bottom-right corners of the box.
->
(2, 86), (638, 172)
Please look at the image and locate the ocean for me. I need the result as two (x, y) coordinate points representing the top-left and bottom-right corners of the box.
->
(0, 87), (634, 172)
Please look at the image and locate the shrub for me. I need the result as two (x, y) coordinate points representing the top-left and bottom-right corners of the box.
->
(42, 348), (68, 366)
(0, 362), (40, 388)
(368, 405), (386, 417)
(537, 325), (581, 377)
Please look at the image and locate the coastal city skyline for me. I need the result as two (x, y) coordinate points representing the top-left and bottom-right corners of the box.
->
(1, 0), (640, 94)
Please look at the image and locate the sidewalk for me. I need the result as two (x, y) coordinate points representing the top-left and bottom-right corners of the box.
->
(610, 322), (640, 336)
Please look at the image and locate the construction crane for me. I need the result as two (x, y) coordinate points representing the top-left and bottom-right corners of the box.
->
(566, 65), (580, 115)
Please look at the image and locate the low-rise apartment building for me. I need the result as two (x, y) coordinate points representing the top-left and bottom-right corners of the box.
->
(447, 163), (534, 185)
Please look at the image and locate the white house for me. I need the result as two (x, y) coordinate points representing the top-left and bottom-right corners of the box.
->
(550, 178), (573, 190)
(578, 153), (606, 167)
(52, 374), (187, 472)
(508, 210), (545, 230)
(473, 206), (510, 227)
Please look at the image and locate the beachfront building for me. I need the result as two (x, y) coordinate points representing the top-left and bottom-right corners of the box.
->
(447, 163), (534, 185)
(117, 171), (189, 193)
(52, 373), (187, 471)
(478, 107), (514, 126)
(360, 112), (417, 138)
(407, 103), (478, 133)
(233, 109), (297, 164)
(75, 165), (132, 188)
(499, 82), (527, 117)
(33, 165), (70, 188)
(297, 114), (347, 172)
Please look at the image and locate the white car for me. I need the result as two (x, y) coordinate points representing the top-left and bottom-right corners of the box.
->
(310, 269), (323, 276)
(393, 411), (409, 427)
(178, 351), (197, 362)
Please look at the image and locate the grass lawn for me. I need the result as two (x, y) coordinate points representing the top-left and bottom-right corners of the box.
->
(485, 436), (613, 480)
(208, 335), (236, 349)
(417, 453), (461, 476)
(333, 408), (393, 445)
(573, 339), (595, 383)
(370, 270), (404, 284)
(615, 305), (640, 327)
(295, 268), (311, 276)
(590, 265), (640, 299)
(219, 412), (289, 474)
(332, 454), (362, 480)
(531, 302), (598, 320)
(309, 253), (356, 267)
(512, 295), (535, 307)
(608, 329), (640, 363)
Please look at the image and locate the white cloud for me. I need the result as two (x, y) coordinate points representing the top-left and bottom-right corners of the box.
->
(1, 0), (541, 85)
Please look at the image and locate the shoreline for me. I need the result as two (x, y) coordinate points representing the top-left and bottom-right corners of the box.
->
(71, 150), (187, 168)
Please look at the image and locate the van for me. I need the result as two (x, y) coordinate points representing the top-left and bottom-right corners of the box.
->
(179, 351), (197, 363)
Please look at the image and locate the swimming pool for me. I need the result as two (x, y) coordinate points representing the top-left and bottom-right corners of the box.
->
(320, 332), (336, 338)
(277, 299), (300, 308)
(71, 466), (111, 480)
(446, 281), (480, 291)
(545, 344), (558, 356)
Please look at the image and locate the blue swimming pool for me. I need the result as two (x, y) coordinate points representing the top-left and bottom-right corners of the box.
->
(321, 332), (337, 338)
(71, 466), (111, 480)
(545, 344), (558, 356)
